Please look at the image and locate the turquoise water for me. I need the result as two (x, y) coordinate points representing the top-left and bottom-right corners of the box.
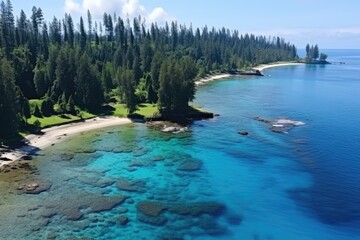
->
(0, 49), (359, 239)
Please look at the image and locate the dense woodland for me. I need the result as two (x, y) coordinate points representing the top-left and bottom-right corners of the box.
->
(0, 0), (298, 140)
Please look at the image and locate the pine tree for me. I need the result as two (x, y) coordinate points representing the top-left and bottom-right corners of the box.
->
(40, 98), (53, 116)
(0, 58), (19, 138)
(33, 104), (42, 117)
(79, 16), (87, 50)
(117, 68), (137, 113)
(75, 53), (104, 111)
(87, 10), (92, 41)
(313, 44), (319, 60)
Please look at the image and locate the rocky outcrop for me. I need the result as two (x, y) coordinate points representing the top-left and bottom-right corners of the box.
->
(254, 117), (305, 133)
(17, 181), (52, 194)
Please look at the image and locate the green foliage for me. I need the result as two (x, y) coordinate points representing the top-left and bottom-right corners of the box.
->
(320, 53), (328, 61)
(33, 56), (49, 98)
(135, 77), (148, 103)
(75, 53), (104, 112)
(28, 113), (93, 129)
(0, 0), (305, 139)
(305, 44), (323, 62)
(33, 119), (41, 132)
(40, 98), (54, 117)
(33, 104), (42, 117)
(111, 103), (158, 119)
(66, 95), (76, 114)
(117, 68), (137, 113)
(0, 58), (19, 138)
(158, 56), (196, 113)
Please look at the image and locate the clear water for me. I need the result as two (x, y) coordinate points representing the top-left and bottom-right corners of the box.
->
(0, 49), (359, 239)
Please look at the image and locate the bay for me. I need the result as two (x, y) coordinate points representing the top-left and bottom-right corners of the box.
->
(0, 49), (359, 239)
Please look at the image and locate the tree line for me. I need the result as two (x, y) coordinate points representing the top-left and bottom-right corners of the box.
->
(305, 44), (327, 62)
(0, 0), (298, 139)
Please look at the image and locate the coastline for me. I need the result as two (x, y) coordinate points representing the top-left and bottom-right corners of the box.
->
(252, 62), (304, 72)
(195, 73), (233, 86)
(1, 61), (303, 170)
(0, 116), (132, 168)
(195, 62), (304, 86)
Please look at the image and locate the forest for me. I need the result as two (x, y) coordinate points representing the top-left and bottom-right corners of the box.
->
(0, 0), (298, 140)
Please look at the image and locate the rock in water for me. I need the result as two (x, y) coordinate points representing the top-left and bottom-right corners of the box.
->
(118, 215), (129, 225)
(137, 213), (168, 226)
(177, 159), (202, 171)
(116, 178), (146, 192)
(19, 181), (52, 194)
(254, 116), (305, 133)
(137, 201), (167, 217)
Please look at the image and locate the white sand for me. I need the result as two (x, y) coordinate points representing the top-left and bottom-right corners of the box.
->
(195, 62), (304, 86)
(0, 116), (132, 167)
(253, 62), (304, 72)
(195, 74), (232, 86)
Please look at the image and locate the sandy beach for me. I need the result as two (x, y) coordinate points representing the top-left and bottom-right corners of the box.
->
(0, 116), (132, 168)
(195, 62), (304, 86)
(252, 62), (304, 72)
(1, 62), (303, 169)
(195, 73), (233, 86)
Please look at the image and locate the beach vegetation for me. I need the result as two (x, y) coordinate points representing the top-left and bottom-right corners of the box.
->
(305, 44), (327, 63)
(0, 0), (302, 139)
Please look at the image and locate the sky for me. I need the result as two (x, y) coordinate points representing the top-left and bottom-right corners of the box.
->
(11, 0), (360, 49)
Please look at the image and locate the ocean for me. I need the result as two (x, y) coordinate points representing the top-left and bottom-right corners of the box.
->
(0, 49), (359, 239)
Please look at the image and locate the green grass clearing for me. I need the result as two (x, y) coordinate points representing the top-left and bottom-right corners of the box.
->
(110, 103), (159, 119)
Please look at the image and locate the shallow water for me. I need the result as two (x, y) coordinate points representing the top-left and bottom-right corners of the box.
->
(0, 49), (360, 239)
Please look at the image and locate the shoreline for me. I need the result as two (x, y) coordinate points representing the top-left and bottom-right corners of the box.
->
(1, 61), (303, 170)
(195, 62), (304, 86)
(195, 73), (233, 86)
(0, 116), (132, 169)
(252, 62), (304, 72)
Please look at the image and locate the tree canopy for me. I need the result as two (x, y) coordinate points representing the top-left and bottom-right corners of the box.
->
(0, 0), (299, 139)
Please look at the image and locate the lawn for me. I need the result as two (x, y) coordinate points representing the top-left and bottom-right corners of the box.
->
(111, 103), (159, 119)
(26, 100), (159, 129)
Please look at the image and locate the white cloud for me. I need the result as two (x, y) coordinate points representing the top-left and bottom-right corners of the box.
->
(64, 0), (173, 25)
(148, 7), (172, 24)
(64, 0), (82, 14)
(250, 27), (360, 49)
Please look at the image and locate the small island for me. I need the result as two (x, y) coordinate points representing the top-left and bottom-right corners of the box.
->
(301, 44), (331, 64)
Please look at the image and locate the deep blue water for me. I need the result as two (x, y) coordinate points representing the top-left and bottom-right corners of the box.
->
(0, 49), (359, 239)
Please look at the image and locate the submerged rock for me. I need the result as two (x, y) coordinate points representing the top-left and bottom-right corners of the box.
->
(43, 192), (126, 221)
(150, 156), (165, 162)
(137, 201), (167, 217)
(18, 181), (52, 194)
(169, 202), (225, 216)
(136, 201), (225, 217)
(116, 178), (146, 192)
(137, 213), (168, 226)
(239, 131), (249, 136)
(79, 177), (114, 188)
(196, 215), (228, 236)
(118, 215), (129, 225)
(177, 159), (202, 171)
(254, 117), (305, 133)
